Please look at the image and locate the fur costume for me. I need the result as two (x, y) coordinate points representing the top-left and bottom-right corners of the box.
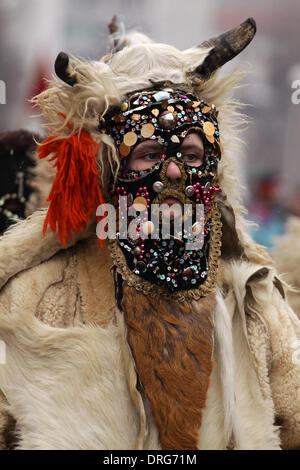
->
(0, 18), (300, 450)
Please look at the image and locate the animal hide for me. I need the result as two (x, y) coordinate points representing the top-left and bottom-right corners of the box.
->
(120, 284), (216, 450)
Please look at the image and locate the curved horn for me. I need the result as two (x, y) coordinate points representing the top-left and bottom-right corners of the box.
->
(54, 52), (78, 86)
(191, 17), (257, 81)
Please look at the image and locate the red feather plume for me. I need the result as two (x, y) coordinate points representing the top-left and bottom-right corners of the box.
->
(38, 128), (104, 246)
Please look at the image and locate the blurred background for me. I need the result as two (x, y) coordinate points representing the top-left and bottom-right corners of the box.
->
(0, 0), (300, 248)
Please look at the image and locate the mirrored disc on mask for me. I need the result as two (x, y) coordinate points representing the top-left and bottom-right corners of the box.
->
(158, 112), (176, 130)
(153, 181), (164, 193)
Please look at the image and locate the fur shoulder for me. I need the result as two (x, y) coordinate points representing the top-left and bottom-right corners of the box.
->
(0, 210), (95, 291)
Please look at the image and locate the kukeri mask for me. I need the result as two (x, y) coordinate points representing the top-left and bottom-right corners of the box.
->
(103, 89), (223, 298)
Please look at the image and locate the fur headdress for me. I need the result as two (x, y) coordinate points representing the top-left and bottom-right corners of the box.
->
(0, 17), (272, 290)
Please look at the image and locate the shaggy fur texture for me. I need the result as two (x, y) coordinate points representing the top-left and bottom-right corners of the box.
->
(213, 287), (241, 448)
(0, 240), (299, 449)
(221, 259), (300, 449)
(121, 284), (215, 450)
(0, 210), (95, 290)
(0, 318), (141, 449)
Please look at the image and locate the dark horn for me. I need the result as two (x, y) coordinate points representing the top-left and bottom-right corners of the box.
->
(54, 52), (77, 86)
(192, 18), (257, 81)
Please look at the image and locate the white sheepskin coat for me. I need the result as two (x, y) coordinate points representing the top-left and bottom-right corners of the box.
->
(0, 222), (300, 450)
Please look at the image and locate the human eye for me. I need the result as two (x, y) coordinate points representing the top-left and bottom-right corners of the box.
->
(182, 153), (203, 167)
(142, 152), (161, 162)
(127, 150), (162, 171)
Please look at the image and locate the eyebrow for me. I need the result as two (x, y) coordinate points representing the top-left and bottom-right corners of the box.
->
(131, 141), (162, 155)
(180, 143), (204, 153)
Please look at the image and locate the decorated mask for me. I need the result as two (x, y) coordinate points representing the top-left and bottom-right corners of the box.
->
(103, 89), (223, 298)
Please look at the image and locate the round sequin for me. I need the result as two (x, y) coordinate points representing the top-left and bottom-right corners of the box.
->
(133, 196), (147, 211)
(124, 131), (137, 147)
(158, 112), (176, 130)
(121, 102), (128, 111)
(141, 221), (155, 236)
(153, 181), (164, 193)
(192, 222), (202, 234)
(136, 261), (147, 273)
(185, 185), (195, 197)
(119, 142), (131, 156)
(141, 123), (155, 138)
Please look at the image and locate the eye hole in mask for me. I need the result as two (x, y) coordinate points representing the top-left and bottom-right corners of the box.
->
(117, 128), (221, 182)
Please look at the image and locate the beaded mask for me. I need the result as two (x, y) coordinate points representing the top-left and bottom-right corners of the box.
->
(103, 89), (223, 296)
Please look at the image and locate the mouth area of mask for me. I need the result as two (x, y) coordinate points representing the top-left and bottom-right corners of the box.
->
(115, 149), (218, 293)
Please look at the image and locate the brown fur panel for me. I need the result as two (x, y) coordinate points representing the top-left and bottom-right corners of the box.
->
(121, 286), (216, 450)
